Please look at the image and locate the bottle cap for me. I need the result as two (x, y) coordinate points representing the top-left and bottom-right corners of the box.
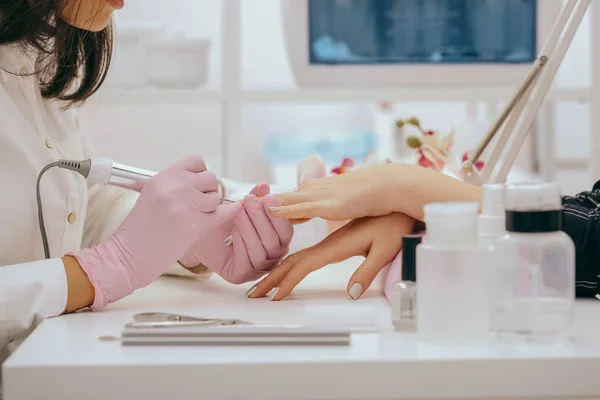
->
(505, 182), (561, 211)
(401, 235), (422, 282)
(423, 202), (479, 218)
(481, 184), (505, 216)
(505, 183), (562, 233)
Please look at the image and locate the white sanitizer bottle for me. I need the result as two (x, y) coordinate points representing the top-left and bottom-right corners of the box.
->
(417, 202), (490, 344)
(491, 183), (575, 345)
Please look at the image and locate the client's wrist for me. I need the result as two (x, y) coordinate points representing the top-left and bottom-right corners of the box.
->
(381, 163), (414, 213)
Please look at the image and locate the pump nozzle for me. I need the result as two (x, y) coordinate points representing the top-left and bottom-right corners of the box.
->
(478, 184), (506, 244)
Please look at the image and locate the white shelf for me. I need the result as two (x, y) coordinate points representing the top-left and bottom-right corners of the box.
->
(89, 89), (224, 105)
(90, 87), (592, 105)
(240, 87), (592, 103)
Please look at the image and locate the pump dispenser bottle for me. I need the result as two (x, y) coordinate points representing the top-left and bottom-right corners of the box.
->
(478, 184), (506, 246)
(417, 202), (489, 344)
(391, 235), (422, 331)
(491, 183), (575, 344)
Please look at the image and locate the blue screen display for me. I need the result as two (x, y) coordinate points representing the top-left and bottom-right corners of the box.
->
(309, 0), (537, 65)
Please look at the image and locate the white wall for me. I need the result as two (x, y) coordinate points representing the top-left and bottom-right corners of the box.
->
(79, 0), (594, 195)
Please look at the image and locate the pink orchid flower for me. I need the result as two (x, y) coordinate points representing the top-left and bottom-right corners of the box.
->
(331, 157), (355, 175)
(419, 145), (446, 172)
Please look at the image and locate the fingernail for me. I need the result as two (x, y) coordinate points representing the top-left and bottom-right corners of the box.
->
(224, 235), (233, 247)
(349, 283), (363, 300)
(245, 284), (257, 298)
(269, 206), (281, 212)
(268, 287), (279, 301)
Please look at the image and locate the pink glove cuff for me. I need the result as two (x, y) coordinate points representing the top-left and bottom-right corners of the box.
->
(69, 236), (135, 310)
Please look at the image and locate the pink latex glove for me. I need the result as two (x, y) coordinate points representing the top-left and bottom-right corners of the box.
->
(179, 183), (293, 284)
(71, 156), (239, 309)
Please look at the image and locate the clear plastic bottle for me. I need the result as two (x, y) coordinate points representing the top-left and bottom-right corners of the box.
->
(491, 183), (575, 344)
(417, 202), (490, 344)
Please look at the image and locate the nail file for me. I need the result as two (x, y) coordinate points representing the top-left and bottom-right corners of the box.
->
(122, 325), (360, 337)
(103, 335), (350, 346)
(100, 326), (371, 346)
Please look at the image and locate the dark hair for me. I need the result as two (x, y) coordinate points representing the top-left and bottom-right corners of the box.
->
(0, 0), (113, 106)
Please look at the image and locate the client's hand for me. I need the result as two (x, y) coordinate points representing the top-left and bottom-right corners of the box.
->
(271, 163), (480, 222)
(271, 163), (405, 223)
(247, 212), (415, 301)
(180, 184), (294, 284)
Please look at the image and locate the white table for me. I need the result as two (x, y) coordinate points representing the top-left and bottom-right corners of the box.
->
(3, 258), (600, 400)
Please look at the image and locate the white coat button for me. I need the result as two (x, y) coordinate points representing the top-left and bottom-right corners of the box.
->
(67, 213), (77, 224)
(45, 139), (53, 149)
(20, 66), (28, 75)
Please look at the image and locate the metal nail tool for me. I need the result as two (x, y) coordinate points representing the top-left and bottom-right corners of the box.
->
(126, 312), (251, 329)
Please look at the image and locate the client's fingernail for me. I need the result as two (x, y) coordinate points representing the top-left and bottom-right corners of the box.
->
(268, 288), (279, 301)
(245, 284), (257, 298)
(269, 206), (281, 213)
(349, 283), (363, 300)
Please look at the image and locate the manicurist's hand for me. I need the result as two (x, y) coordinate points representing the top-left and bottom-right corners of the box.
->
(71, 155), (239, 309)
(247, 212), (416, 301)
(270, 163), (482, 222)
(180, 184), (294, 284)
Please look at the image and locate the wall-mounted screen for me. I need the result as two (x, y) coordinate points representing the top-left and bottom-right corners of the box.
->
(282, 0), (558, 87)
(308, 0), (537, 65)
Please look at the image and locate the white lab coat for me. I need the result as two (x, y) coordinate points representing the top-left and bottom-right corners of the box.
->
(0, 44), (266, 381)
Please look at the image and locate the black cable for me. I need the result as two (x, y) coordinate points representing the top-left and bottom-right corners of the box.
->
(37, 162), (60, 259)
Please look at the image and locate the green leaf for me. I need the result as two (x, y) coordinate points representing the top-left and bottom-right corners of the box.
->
(407, 117), (421, 127)
(396, 120), (405, 128)
(407, 136), (422, 148)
